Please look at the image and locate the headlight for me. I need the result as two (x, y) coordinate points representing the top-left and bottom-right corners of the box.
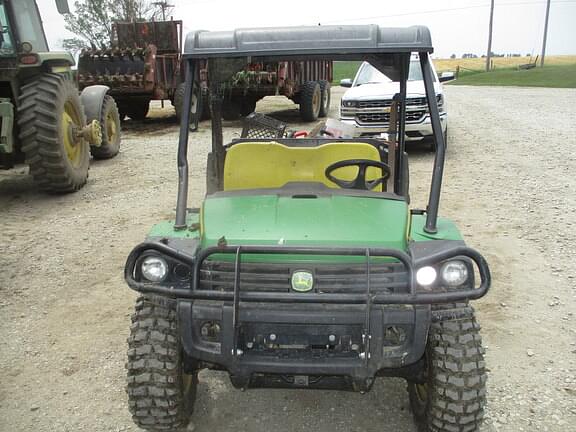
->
(441, 260), (469, 287)
(416, 266), (437, 287)
(141, 256), (168, 282)
(342, 100), (356, 107)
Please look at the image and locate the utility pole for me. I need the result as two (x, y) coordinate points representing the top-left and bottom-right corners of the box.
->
(540, 0), (551, 67)
(152, 1), (173, 21)
(486, 0), (495, 72)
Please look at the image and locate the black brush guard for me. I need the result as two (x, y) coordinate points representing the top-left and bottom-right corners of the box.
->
(126, 243), (489, 384)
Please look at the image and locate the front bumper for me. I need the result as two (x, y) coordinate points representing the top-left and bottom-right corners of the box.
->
(125, 243), (490, 390)
(340, 113), (447, 140)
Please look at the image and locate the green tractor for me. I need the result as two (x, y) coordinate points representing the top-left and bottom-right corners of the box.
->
(0, 0), (121, 193)
(124, 25), (491, 432)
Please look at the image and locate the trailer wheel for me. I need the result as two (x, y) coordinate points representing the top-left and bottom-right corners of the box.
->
(174, 82), (204, 131)
(125, 100), (150, 121)
(408, 306), (486, 432)
(299, 81), (321, 122)
(239, 97), (257, 117)
(222, 100), (241, 121)
(318, 80), (331, 118)
(17, 73), (90, 193)
(127, 296), (197, 431)
(90, 95), (121, 159)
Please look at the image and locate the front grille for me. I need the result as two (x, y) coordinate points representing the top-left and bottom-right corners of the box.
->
(357, 97), (427, 108)
(357, 110), (425, 124)
(198, 261), (409, 294)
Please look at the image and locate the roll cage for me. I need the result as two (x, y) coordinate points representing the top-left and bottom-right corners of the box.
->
(175, 25), (446, 234)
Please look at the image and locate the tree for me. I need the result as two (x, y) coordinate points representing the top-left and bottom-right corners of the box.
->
(62, 0), (173, 51)
(450, 54), (456, 59)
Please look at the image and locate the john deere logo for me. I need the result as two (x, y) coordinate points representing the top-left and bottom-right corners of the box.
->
(291, 271), (314, 292)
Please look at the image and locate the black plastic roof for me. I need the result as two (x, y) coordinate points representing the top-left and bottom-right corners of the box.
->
(183, 25), (433, 59)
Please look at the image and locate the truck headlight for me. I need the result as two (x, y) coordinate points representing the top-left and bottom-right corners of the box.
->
(416, 266), (437, 287)
(342, 100), (355, 107)
(141, 256), (168, 282)
(441, 260), (468, 287)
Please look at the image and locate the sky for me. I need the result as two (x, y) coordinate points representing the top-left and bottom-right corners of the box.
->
(37, 0), (576, 58)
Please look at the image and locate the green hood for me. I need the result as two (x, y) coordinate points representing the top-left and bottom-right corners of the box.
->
(201, 193), (409, 250)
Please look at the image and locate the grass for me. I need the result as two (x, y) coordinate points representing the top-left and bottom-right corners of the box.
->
(332, 61), (361, 84)
(332, 55), (576, 88)
(448, 63), (576, 88)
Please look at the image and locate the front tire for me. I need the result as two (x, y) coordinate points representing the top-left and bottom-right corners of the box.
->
(17, 73), (90, 193)
(408, 307), (487, 432)
(127, 296), (197, 431)
(125, 100), (150, 121)
(90, 95), (121, 159)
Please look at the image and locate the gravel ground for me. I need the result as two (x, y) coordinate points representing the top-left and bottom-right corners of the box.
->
(0, 85), (575, 432)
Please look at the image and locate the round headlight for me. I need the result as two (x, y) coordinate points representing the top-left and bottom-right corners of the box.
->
(21, 42), (33, 53)
(342, 100), (355, 107)
(416, 266), (437, 287)
(141, 256), (168, 282)
(441, 260), (469, 287)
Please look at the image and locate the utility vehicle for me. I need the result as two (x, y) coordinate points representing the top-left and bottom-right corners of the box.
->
(124, 25), (491, 432)
(0, 0), (121, 193)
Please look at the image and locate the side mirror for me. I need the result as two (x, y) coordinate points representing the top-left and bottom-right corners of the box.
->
(55, 0), (70, 14)
(340, 78), (353, 88)
(439, 72), (455, 83)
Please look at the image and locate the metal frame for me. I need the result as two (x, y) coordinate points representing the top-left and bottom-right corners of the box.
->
(173, 26), (446, 231)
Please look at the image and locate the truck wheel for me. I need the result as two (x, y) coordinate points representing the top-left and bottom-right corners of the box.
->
(222, 100), (241, 121)
(239, 97), (257, 117)
(299, 81), (321, 121)
(318, 80), (331, 118)
(127, 296), (197, 432)
(126, 101), (150, 121)
(408, 307), (486, 432)
(17, 73), (90, 193)
(90, 95), (120, 159)
(174, 82), (202, 131)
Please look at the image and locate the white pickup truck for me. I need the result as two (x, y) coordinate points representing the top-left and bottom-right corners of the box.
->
(339, 59), (454, 150)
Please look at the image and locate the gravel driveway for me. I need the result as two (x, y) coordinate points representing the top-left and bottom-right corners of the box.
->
(0, 85), (574, 432)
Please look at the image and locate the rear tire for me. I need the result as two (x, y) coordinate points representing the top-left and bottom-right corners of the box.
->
(408, 305), (486, 432)
(127, 296), (197, 432)
(90, 95), (121, 159)
(299, 81), (321, 121)
(222, 100), (241, 120)
(318, 80), (331, 118)
(239, 97), (257, 117)
(17, 73), (90, 193)
(125, 101), (150, 121)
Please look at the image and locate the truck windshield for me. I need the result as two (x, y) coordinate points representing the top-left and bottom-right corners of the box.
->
(354, 61), (435, 86)
(0, 1), (15, 56)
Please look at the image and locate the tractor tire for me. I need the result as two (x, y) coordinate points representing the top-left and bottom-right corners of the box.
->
(125, 101), (150, 121)
(222, 100), (241, 121)
(239, 97), (257, 117)
(90, 95), (121, 160)
(408, 304), (486, 432)
(174, 82), (203, 131)
(17, 73), (90, 193)
(127, 296), (197, 432)
(299, 81), (321, 122)
(318, 80), (331, 118)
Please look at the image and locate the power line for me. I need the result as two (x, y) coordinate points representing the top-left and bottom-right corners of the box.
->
(321, 0), (576, 24)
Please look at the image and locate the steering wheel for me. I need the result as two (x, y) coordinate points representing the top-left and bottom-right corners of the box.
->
(325, 159), (391, 190)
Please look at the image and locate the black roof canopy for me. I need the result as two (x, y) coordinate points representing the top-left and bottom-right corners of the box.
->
(183, 25), (433, 59)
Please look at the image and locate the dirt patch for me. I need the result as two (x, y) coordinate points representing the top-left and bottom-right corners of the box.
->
(1, 87), (575, 431)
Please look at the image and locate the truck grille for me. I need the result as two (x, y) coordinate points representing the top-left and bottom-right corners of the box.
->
(198, 261), (409, 294)
(358, 97), (427, 109)
(357, 110), (425, 124)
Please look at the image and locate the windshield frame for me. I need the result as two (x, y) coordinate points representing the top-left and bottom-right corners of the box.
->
(352, 60), (437, 87)
(0, 0), (17, 57)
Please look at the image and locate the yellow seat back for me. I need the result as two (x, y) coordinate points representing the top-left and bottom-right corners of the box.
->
(223, 141), (384, 191)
